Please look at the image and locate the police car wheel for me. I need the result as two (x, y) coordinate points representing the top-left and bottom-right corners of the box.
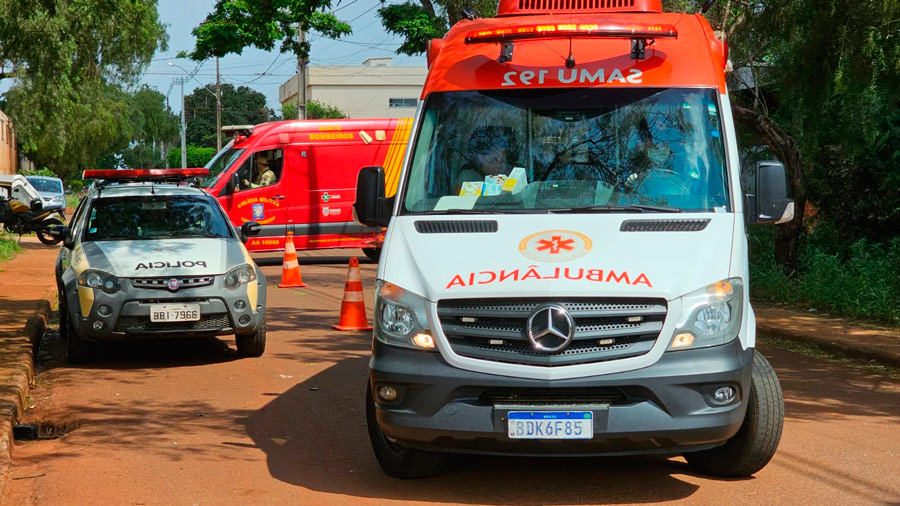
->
(236, 313), (266, 357)
(366, 382), (447, 479)
(66, 313), (94, 364)
(362, 248), (381, 261)
(684, 352), (784, 477)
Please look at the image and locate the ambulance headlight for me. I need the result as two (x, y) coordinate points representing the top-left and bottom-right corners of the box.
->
(669, 278), (743, 351)
(375, 281), (435, 351)
(224, 264), (256, 290)
(77, 269), (120, 294)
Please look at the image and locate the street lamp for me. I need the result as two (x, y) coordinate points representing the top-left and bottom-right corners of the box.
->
(168, 63), (188, 168)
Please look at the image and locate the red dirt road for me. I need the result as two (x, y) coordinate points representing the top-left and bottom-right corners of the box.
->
(4, 252), (900, 505)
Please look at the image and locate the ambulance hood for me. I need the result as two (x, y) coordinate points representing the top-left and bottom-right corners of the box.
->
(83, 238), (245, 277)
(381, 214), (737, 302)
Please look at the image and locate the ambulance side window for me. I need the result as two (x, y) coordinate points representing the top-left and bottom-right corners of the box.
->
(236, 149), (284, 192)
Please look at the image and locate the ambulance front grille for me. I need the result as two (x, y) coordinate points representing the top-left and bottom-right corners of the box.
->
(437, 297), (666, 367)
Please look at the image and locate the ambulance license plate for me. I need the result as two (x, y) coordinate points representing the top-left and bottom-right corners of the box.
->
(150, 304), (200, 322)
(507, 411), (593, 439)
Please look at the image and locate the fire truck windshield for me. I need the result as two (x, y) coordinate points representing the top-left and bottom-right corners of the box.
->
(401, 87), (730, 214)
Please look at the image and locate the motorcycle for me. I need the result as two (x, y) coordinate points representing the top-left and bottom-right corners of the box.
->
(1, 196), (67, 245)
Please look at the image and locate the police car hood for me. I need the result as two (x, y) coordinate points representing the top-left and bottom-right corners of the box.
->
(84, 238), (244, 277)
(381, 214), (737, 301)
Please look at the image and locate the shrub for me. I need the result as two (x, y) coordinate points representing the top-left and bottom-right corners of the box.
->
(167, 145), (217, 168)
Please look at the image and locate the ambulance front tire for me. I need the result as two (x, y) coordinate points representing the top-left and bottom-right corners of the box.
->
(684, 352), (784, 477)
(362, 248), (381, 261)
(65, 312), (94, 364)
(366, 382), (447, 479)
(236, 313), (266, 357)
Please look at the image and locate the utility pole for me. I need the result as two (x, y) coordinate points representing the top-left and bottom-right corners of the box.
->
(179, 77), (187, 169)
(296, 25), (307, 120)
(216, 57), (222, 151)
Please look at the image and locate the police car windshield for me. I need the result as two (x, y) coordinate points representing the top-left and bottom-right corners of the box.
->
(202, 143), (245, 188)
(84, 196), (232, 241)
(402, 88), (729, 214)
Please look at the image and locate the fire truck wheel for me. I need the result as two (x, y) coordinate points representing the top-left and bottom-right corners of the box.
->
(366, 382), (447, 479)
(362, 248), (381, 261)
(236, 313), (266, 357)
(685, 351), (784, 477)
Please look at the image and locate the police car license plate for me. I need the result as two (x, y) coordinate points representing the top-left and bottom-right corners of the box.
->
(508, 411), (593, 439)
(150, 304), (200, 322)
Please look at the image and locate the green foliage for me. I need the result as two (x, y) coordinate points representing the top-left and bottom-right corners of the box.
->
(378, 1), (499, 55)
(282, 100), (348, 120)
(168, 146), (217, 169)
(0, 231), (22, 265)
(19, 167), (56, 178)
(185, 84), (274, 148)
(0, 0), (168, 179)
(187, 1), (351, 62)
(750, 225), (900, 324)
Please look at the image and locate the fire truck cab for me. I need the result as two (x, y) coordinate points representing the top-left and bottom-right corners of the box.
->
(356, 0), (794, 479)
(202, 118), (412, 257)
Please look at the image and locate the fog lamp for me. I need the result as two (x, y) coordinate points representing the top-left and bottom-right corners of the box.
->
(234, 300), (246, 310)
(412, 333), (435, 349)
(712, 385), (737, 405)
(378, 385), (398, 401)
(92, 321), (104, 330)
(97, 304), (113, 317)
(239, 315), (251, 325)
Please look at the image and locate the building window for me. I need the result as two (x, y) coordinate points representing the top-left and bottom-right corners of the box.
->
(389, 98), (417, 108)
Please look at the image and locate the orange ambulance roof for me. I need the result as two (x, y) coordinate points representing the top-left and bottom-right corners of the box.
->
(423, 12), (727, 96)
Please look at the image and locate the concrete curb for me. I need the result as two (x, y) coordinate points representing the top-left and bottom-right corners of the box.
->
(0, 297), (51, 487)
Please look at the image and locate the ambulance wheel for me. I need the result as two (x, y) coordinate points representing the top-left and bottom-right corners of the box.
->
(366, 382), (447, 479)
(66, 313), (94, 364)
(236, 314), (266, 357)
(362, 248), (381, 261)
(685, 352), (784, 477)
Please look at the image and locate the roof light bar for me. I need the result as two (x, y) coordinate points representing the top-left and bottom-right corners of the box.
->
(465, 23), (677, 44)
(83, 169), (210, 180)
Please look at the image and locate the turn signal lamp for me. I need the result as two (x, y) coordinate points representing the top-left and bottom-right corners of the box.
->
(412, 333), (436, 349)
(671, 332), (695, 348)
(465, 23), (677, 44)
(706, 280), (734, 298)
(379, 282), (406, 302)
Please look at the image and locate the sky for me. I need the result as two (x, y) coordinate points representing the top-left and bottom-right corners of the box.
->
(2, 0), (426, 115)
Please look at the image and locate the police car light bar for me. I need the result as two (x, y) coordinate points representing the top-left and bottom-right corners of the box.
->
(464, 23), (678, 44)
(83, 169), (210, 181)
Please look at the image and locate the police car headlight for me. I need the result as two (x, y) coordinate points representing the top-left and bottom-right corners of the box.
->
(374, 281), (435, 351)
(669, 278), (743, 351)
(77, 269), (120, 294)
(224, 264), (256, 290)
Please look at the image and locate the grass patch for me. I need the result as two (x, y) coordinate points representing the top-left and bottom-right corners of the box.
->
(749, 225), (900, 325)
(65, 192), (82, 211)
(0, 231), (22, 265)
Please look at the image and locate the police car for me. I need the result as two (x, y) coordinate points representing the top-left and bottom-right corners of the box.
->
(52, 169), (267, 363)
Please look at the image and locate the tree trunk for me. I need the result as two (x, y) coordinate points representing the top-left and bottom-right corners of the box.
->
(731, 104), (806, 273)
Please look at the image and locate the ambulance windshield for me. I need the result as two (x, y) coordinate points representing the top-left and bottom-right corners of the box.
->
(402, 88), (729, 214)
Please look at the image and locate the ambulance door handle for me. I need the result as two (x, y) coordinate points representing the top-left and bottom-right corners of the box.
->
(273, 195), (286, 200)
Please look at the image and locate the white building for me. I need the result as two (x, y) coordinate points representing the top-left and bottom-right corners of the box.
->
(279, 58), (427, 119)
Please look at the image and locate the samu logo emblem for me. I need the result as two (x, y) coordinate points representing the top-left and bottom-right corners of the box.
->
(519, 230), (592, 262)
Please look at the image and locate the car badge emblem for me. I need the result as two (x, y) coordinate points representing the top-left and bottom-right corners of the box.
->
(167, 278), (180, 291)
(526, 305), (575, 352)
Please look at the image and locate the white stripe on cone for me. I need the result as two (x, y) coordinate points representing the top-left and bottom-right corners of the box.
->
(348, 267), (361, 282)
(284, 259), (300, 269)
(343, 291), (364, 302)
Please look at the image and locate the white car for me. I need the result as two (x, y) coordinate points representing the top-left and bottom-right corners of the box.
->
(53, 169), (267, 363)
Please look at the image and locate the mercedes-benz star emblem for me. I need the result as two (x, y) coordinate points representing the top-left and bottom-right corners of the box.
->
(167, 278), (180, 291)
(526, 305), (575, 352)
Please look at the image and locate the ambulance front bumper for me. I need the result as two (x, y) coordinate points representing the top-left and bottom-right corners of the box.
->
(369, 338), (753, 456)
(69, 272), (265, 341)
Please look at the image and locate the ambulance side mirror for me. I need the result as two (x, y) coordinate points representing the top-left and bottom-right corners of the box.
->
(354, 166), (392, 228)
(748, 161), (794, 225)
(240, 221), (260, 243)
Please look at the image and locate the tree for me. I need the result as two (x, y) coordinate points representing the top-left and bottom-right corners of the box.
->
(0, 0), (167, 178)
(282, 101), (348, 120)
(379, 1), (499, 55)
(118, 86), (180, 169)
(184, 84), (275, 148)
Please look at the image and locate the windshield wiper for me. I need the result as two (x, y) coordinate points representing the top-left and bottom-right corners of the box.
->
(548, 204), (682, 214)
(154, 231), (222, 238)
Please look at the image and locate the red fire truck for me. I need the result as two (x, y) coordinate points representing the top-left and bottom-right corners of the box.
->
(201, 118), (413, 257)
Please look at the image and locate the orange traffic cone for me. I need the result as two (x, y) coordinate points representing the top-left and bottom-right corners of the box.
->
(277, 232), (306, 288)
(333, 257), (373, 331)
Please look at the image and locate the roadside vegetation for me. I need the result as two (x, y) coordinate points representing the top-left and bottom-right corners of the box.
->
(0, 231), (22, 265)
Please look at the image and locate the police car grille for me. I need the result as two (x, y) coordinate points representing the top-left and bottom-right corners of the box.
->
(114, 313), (231, 332)
(131, 276), (215, 290)
(482, 387), (630, 406)
(437, 297), (667, 367)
